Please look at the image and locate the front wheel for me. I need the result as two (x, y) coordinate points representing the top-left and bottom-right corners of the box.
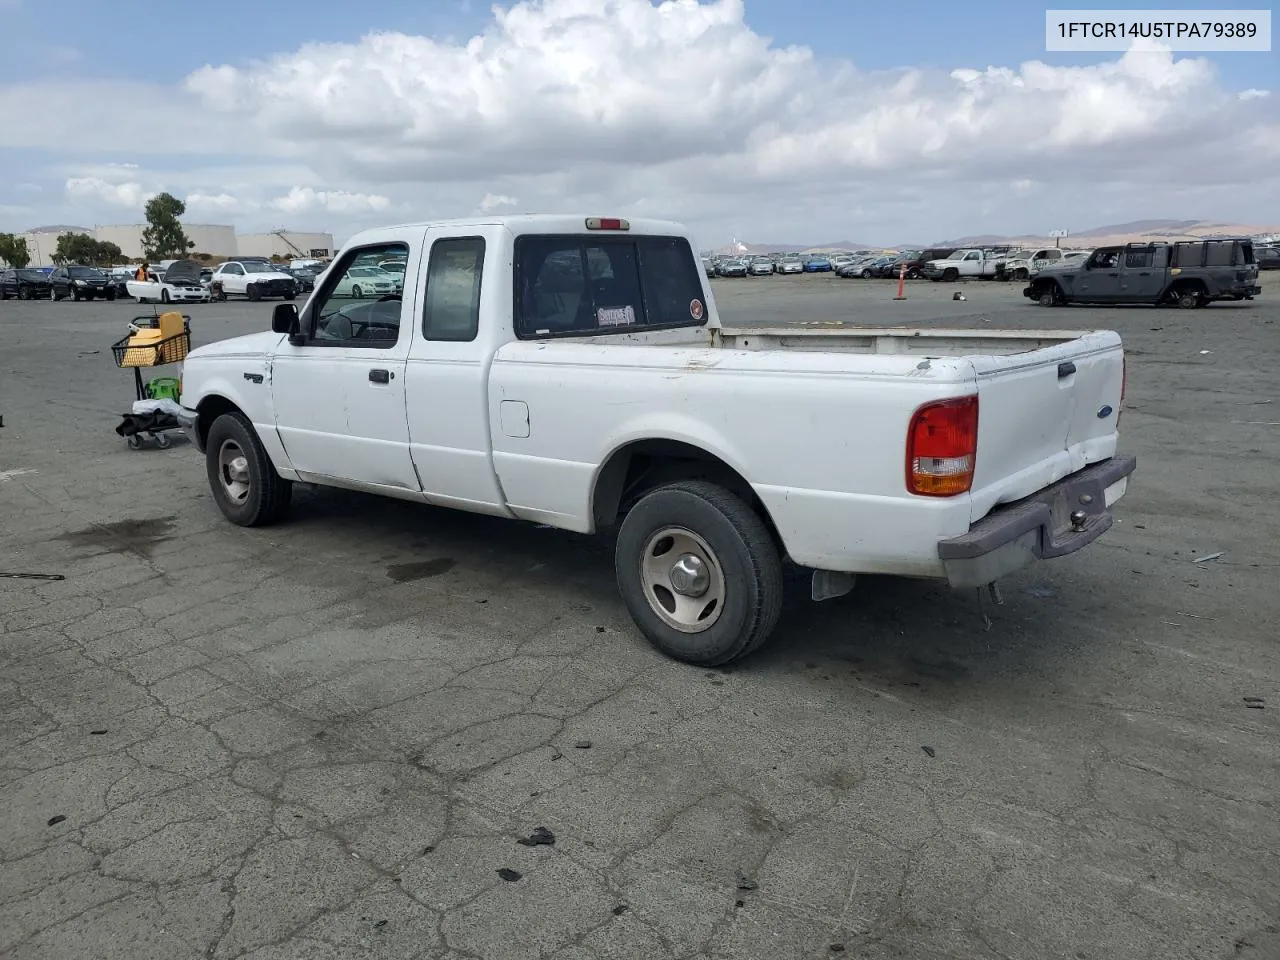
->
(614, 480), (783, 666)
(943, 268), (959, 282)
(1037, 288), (1058, 307)
(205, 411), (292, 527)
(160, 289), (170, 304)
(247, 283), (262, 302)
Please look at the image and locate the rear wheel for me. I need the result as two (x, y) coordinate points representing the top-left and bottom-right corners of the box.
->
(247, 283), (262, 302)
(1175, 286), (1205, 309)
(205, 411), (292, 527)
(614, 480), (783, 666)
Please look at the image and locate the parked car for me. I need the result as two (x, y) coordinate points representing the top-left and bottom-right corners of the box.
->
(332, 265), (399, 298)
(105, 267), (133, 298)
(1256, 245), (1280, 270)
(0, 267), (53, 300)
(210, 260), (298, 301)
(173, 213), (1136, 668)
(748, 256), (774, 276)
(49, 265), (116, 301)
(1026, 239), (1261, 308)
(802, 255), (832, 272)
(126, 259), (211, 304)
(717, 258), (748, 277)
(895, 248), (956, 279)
(835, 256), (880, 278)
(775, 256), (804, 275)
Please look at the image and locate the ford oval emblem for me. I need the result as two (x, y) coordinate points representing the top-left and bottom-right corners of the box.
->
(1097, 405), (1114, 419)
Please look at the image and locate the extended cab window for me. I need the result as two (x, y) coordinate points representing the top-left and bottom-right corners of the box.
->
(1124, 247), (1153, 269)
(308, 241), (408, 347)
(423, 238), (485, 342)
(514, 235), (706, 338)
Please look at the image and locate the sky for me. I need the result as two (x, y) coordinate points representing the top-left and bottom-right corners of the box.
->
(0, 0), (1277, 249)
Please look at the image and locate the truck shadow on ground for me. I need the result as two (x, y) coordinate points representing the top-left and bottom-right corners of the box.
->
(283, 486), (1094, 696)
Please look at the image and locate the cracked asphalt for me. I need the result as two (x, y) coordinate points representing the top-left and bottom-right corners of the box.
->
(2, 274), (1277, 959)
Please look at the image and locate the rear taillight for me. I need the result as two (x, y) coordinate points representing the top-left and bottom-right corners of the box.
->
(906, 395), (979, 497)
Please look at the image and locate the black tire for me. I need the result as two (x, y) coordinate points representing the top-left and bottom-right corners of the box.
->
(106, 289), (116, 301)
(247, 283), (262, 302)
(943, 268), (959, 282)
(160, 289), (170, 304)
(204, 411), (292, 527)
(1014, 268), (1029, 281)
(351, 284), (362, 298)
(614, 479), (783, 666)
(861, 268), (872, 279)
(71, 287), (81, 302)
(1037, 286), (1058, 307)
(907, 268), (920, 280)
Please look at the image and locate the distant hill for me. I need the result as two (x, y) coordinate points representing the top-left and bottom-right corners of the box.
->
(715, 219), (1279, 255)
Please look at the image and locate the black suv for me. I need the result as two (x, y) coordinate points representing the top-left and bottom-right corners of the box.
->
(0, 268), (53, 300)
(49, 265), (116, 301)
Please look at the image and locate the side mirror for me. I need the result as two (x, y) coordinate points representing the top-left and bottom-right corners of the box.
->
(271, 302), (299, 335)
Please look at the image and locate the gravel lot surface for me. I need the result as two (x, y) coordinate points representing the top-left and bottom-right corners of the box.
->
(2, 273), (1277, 959)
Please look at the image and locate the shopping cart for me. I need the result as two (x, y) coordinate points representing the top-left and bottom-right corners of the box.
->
(111, 311), (191, 449)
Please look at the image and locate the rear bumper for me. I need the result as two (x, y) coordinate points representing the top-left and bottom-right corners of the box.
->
(175, 407), (202, 453)
(937, 454), (1138, 588)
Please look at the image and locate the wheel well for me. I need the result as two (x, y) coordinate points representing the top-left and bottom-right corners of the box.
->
(195, 395), (241, 448)
(592, 439), (783, 545)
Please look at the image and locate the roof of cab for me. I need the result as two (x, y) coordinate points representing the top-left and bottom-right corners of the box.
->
(340, 214), (691, 249)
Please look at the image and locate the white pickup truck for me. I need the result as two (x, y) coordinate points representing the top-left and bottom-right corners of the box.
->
(175, 215), (1136, 666)
(922, 248), (1004, 282)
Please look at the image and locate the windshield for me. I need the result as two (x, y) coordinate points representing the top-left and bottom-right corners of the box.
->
(68, 266), (105, 278)
(945, 251), (967, 260)
(17, 269), (45, 280)
(241, 262), (277, 274)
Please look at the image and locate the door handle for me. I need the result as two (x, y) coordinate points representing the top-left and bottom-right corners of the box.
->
(1058, 361), (1077, 379)
(368, 369), (391, 384)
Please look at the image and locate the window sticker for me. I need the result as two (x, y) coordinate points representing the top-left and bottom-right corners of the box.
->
(597, 305), (636, 327)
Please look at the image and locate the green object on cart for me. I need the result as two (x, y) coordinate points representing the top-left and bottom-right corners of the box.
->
(146, 376), (181, 402)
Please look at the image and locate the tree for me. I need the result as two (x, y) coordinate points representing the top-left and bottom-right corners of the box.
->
(0, 233), (31, 269)
(52, 232), (100, 265)
(50, 233), (123, 266)
(94, 240), (123, 265)
(141, 192), (194, 260)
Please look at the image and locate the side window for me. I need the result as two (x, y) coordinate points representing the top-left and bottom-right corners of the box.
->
(308, 241), (408, 348)
(1124, 247), (1153, 269)
(1204, 242), (1234, 267)
(225, 264), (244, 276)
(965, 251), (980, 261)
(636, 236), (707, 328)
(423, 237), (485, 342)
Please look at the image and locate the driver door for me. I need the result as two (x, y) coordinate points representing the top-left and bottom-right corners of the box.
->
(268, 231), (424, 493)
(1076, 247), (1123, 301)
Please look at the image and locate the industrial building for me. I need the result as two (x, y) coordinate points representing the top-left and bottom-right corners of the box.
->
(15, 226), (93, 266)
(235, 230), (335, 260)
(93, 223), (238, 260)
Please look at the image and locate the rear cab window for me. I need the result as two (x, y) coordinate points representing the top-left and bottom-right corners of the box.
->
(514, 234), (707, 338)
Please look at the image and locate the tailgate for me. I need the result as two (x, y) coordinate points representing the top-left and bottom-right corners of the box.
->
(967, 331), (1125, 522)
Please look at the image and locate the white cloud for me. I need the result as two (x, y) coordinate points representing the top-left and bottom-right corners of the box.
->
(64, 177), (154, 208)
(186, 191), (246, 212)
(3, 0), (1278, 242)
(1239, 88), (1270, 100)
(268, 186), (392, 215)
(479, 192), (517, 213)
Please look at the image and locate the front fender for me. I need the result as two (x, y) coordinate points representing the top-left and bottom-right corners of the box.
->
(182, 361), (296, 478)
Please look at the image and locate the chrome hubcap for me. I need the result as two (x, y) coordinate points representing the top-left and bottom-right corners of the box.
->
(218, 440), (251, 504)
(640, 527), (726, 633)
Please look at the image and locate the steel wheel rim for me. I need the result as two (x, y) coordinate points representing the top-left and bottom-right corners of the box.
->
(217, 439), (251, 504)
(639, 526), (726, 633)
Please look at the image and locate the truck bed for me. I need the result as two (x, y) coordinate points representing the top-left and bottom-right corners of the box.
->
(711, 325), (1098, 356)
